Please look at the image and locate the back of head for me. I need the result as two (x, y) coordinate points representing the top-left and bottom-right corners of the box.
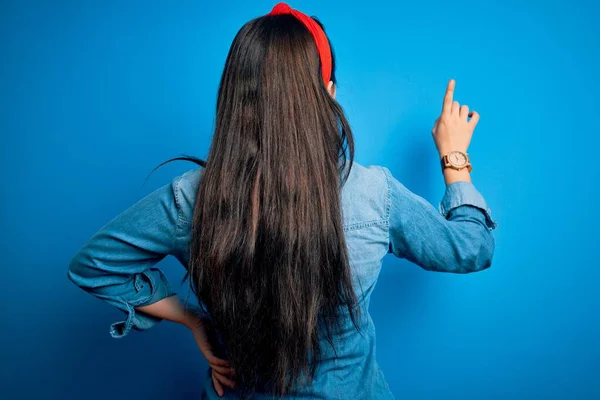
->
(188, 7), (360, 397)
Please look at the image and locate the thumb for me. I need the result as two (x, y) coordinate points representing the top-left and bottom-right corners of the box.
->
(432, 117), (440, 135)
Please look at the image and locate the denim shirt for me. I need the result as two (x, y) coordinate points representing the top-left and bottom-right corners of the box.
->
(68, 162), (496, 399)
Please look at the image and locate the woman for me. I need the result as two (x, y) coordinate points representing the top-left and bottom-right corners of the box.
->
(68, 2), (496, 399)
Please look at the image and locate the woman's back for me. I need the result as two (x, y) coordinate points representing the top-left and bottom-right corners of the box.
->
(173, 162), (391, 398)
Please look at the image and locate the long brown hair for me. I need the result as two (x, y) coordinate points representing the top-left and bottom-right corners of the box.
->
(155, 13), (360, 397)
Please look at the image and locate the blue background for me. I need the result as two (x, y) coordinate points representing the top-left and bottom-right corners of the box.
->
(2, 0), (599, 398)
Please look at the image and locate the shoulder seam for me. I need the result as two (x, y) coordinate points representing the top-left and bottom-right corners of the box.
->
(380, 166), (392, 227)
(171, 173), (188, 235)
(380, 166), (392, 254)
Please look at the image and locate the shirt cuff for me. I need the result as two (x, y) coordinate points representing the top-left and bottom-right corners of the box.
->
(109, 268), (173, 339)
(439, 181), (498, 230)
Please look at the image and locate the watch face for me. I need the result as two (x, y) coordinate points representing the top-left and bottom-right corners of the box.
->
(448, 151), (467, 167)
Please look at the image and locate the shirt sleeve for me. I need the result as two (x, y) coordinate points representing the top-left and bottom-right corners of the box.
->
(67, 175), (184, 338)
(381, 166), (497, 273)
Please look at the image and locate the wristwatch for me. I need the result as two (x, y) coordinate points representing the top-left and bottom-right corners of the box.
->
(441, 150), (472, 173)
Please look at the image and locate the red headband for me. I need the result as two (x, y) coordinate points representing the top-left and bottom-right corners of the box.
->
(267, 2), (332, 84)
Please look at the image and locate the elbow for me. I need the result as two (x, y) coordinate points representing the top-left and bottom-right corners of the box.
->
(450, 231), (495, 274)
(67, 253), (82, 284)
(67, 249), (90, 288)
(457, 232), (495, 273)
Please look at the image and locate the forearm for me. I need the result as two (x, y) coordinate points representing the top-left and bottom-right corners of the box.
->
(135, 295), (198, 328)
(443, 168), (471, 186)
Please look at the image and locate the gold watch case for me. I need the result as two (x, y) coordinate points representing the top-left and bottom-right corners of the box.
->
(441, 151), (472, 173)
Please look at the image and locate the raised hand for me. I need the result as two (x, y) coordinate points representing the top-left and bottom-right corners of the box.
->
(431, 79), (480, 157)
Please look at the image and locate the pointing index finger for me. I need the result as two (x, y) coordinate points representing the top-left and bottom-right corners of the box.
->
(442, 79), (455, 115)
